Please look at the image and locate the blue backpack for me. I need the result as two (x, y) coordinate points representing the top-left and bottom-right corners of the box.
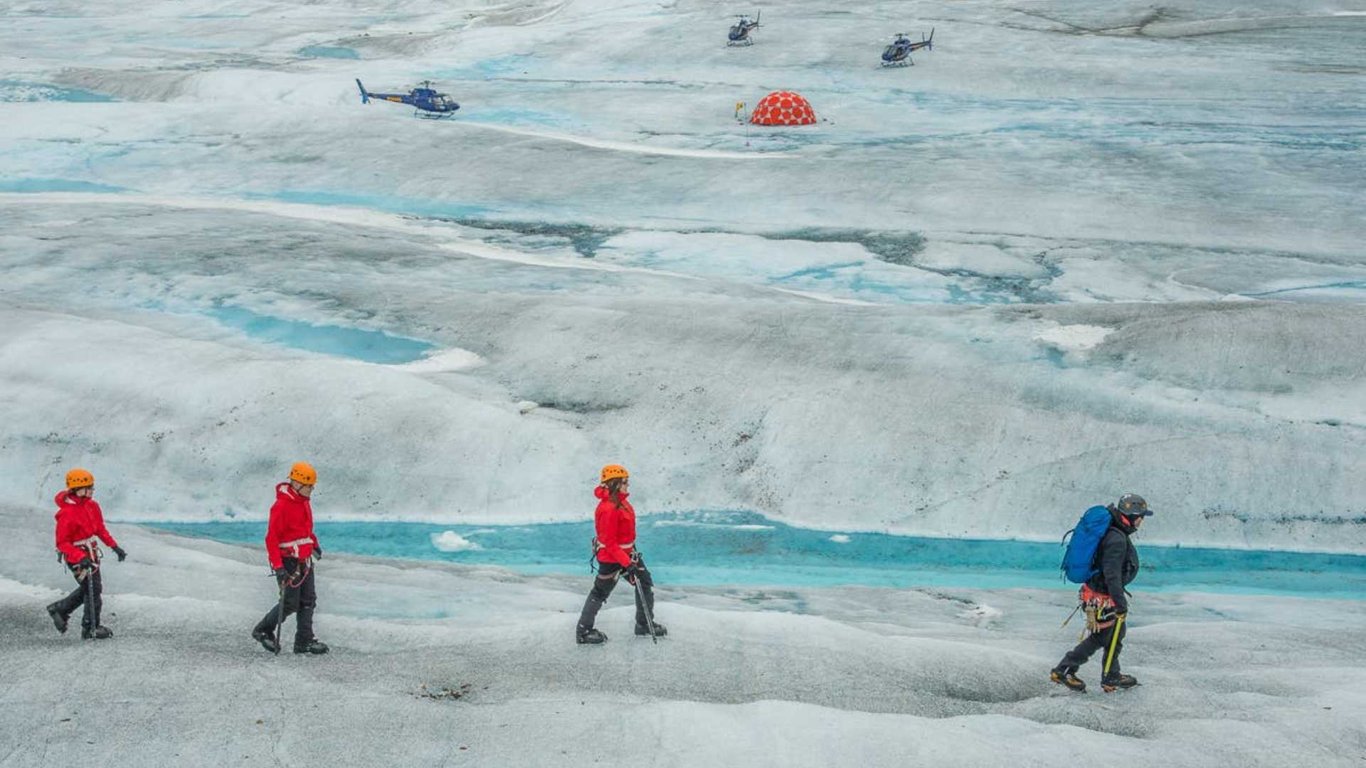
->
(1060, 505), (1112, 583)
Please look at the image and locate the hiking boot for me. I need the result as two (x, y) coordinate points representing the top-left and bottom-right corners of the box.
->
(294, 639), (329, 655)
(635, 622), (667, 637)
(1101, 673), (1138, 692)
(252, 629), (280, 654)
(576, 628), (607, 645)
(46, 603), (69, 634)
(81, 626), (113, 640)
(1050, 667), (1086, 692)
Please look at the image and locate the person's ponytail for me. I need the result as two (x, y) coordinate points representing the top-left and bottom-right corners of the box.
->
(604, 477), (626, 505)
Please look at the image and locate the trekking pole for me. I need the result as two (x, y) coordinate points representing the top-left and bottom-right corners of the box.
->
(632, 576), (657, 645)
(83, 562), (96, 634)
(1102, 614), (1125, 678)
(272, 570), (287, 656)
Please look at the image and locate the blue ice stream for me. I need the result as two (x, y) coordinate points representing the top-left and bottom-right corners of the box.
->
(205, 305), (434, 364)
(150, 511), (1366, 599)
(297, 45), (359, 60)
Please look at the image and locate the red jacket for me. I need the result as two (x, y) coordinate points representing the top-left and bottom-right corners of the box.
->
(594, 486), (636, 567)
(265, 483), (318, 570)
(53, 491), (119, 564)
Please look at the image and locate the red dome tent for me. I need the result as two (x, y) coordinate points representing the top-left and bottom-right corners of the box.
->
(749, 91), (816, 126)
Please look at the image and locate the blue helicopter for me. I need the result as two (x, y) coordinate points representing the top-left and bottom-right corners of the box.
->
(880, 28), (933, 67)
(727, 11), (760, 46)
(356, 79), (460, 118)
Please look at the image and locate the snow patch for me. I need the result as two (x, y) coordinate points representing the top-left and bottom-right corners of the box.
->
(959, 603), (1003, 627)
(829, 534), (851, 544)
(460, 121), (793, 160)
(1033, 323), (1114, 352)
(430, 531), (482, 552)
(0, 576), (57, 598)
(915, 242), (1049, 279)
(595, 230), (957, 304)
(398, 347), (486, 373)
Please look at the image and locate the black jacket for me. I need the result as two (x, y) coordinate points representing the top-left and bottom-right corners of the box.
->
(1085, 510), (1140, 613)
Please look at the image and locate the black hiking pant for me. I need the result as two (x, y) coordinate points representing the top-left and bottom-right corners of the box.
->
(1058, 618), (1127, 679)
(252, 557), (317, 647)
(577, 557), (654, 633)
(52, 563), (102, 631)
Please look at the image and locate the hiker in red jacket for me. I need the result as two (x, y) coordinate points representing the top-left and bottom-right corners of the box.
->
(45, 468), (127, 640)
(251, 462), (328, 655)
(576, 464), (667, 644)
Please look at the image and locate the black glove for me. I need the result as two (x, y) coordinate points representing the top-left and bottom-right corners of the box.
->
(112, 546), (127, 562)
(313, 543), (322, 560)
(273, 567), (289, 581)
(75, 557), (93, 570)
(621, 563), (639, 585)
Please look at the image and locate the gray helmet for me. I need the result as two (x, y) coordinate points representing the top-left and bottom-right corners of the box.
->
(1117, 493), (1152, 517)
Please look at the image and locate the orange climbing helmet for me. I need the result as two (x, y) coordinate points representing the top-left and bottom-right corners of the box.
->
(65, 468), (95, 490)
(289, 461), (317, 485)
(600, 464), (629, 484)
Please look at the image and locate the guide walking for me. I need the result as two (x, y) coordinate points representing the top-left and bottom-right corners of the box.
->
(1052, 493), (1153, 692)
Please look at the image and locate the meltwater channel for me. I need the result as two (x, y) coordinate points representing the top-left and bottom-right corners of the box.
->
(150, 511), (1366, 598)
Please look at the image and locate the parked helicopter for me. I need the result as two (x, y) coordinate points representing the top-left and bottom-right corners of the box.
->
(356, 79), (460, 118)
(727, 11), (760, 46)
(880, 28), (933, 67)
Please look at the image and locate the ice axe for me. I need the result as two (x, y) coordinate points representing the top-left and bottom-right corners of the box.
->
(1059, 602), (1081, 629)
